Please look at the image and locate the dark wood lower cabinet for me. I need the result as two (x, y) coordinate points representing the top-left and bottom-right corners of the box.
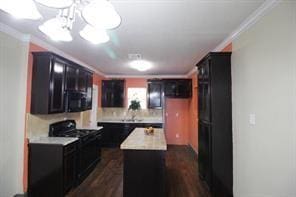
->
(28, 142), (77, 197)
(123, 150), (165, 197)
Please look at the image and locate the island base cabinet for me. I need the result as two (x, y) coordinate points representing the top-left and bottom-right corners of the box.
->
(123, 150), (165, 197)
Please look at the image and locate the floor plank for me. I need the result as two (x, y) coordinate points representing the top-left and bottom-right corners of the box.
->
(67, 145), (210, 197)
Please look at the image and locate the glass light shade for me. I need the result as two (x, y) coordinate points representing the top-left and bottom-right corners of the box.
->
(39, 18), (72, 42)
(79, 25), (109, 44)
(82, 0), (121, 29)
(129, 60), (153, 72)
(0, 0), (41, 20)
(35, 0), (73, 8)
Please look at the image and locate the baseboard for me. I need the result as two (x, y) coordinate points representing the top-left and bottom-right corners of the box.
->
(14, 192), (27, 197)
(188, 145), (198, 160)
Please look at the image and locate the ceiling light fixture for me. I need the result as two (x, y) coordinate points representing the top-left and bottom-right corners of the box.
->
(39, 18), (73, 42)
(130, 60), (153, 72)
(80, 25), (110, 44)
(0, 0), (121, 44)
(82, 0), (121, 29)
(0, 0), (42, 20)
(35, 0), (73, 9)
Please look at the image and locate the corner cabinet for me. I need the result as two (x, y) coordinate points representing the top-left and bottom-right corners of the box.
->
(147, 80), (163, 109)
(101, 80), (125, 107)
(197, 52), (233, 197)
(164, 79), (192, 98)
(31, 52), (93, 114)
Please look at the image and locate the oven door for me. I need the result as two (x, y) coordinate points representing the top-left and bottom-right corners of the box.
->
(66, 92), (87, 112)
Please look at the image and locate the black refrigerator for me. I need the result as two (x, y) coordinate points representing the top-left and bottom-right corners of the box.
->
(197, 52), (233, 197)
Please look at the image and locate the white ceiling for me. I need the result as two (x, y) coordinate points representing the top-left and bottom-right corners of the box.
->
(0, 0), (264, 75)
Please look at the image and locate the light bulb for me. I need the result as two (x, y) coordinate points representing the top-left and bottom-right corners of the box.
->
(82, 0), (121, 29)
(129, 60), (153, 72)
(0, 0), (42, 20)
(79, 25), (110, 44)
(39, 18), (72, 42)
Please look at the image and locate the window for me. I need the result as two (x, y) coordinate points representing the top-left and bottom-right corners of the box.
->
(127, 88), (147, 109)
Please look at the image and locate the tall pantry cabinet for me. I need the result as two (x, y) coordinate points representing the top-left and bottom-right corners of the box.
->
(196, 52), (233, 197)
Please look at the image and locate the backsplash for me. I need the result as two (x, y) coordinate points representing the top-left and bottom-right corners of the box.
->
(97, 108), (163, 121)
(26, 112), (82, 138)
(26, 108), (162, 138)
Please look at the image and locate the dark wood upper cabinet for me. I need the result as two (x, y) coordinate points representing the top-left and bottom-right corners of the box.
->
(197, 52), (232, 196)
(31, 52), (66, 114)
(102, 80), (125, 107)
(65, 65), (78, 91)
(31, 52), (93, 114)
(78, 69), (88, 92)
(85, 72), (93, 110)
(147, 80), (163, 109)
(164, 79), (192, 98)
(50, 59), (66, 113)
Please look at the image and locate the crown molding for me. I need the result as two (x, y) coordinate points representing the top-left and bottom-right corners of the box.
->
(186, 0), (279, 77)
(104, 74), (189, 79)
(213, 0), (280, 52)
(29, 35), (105, 76)
(186, 67), (197, 77)
(0, 22), (30, 42)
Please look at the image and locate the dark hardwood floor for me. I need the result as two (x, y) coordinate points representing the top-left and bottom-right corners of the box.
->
(67, 145), (210, 197)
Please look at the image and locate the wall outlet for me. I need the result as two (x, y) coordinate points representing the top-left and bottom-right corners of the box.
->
(176, 133), (180, 138)
(249, 114), (256, 125)
(176, 113), (179, 117)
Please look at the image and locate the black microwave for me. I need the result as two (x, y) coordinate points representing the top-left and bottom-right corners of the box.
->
(66, 92), (87, 112)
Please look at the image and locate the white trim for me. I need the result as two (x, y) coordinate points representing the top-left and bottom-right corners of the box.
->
(104, 74), (189, 79)
(213, 0), (280, 52)
(0, 22), (30, 42)
(186, 67), (197, 77)
(29, 35), (105, 76)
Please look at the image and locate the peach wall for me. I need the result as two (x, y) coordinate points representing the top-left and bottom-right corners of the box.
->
(165, 98), (189, 145)
(93, 74), (105, 108)
(188, 73), (198, 153)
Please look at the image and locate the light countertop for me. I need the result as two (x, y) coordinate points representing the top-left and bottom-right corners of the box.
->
(76, 125), (103, 130)
(120, 128), (167, 151)
(98, 120), (163, 124)
(29, 137), (79, 146)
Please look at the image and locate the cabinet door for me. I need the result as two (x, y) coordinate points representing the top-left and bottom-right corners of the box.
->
(198, 82), (211, 122)
(102, 80), (124, 107)
(101, 81), (112, 107)
(50, 59), (65, 113)
(101, 127), (112, 147)
(198, 121), (212, 188)
(198, 59), (210, 82)
(147, 81), (163, 109)
(63, 147), (76, 193)
(85, 72), (93, 110)
(78, 69), (87, 92)
(177, 80), (192, 98)
(65, 65), (78, 91)
(113, 80), (124, 107)
(164, 80), (177, 97)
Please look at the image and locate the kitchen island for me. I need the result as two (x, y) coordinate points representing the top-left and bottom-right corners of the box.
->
(120, 128), (167, 197)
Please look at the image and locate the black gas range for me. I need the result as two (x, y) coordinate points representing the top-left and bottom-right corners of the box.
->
(49, 120), (102, 184)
